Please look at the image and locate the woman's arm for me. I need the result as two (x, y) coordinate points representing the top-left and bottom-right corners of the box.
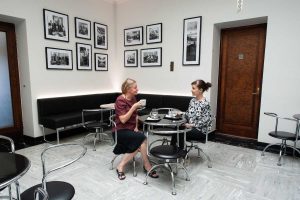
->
(119, 101), (141, 124)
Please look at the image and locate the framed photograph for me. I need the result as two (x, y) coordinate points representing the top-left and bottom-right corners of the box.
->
(124, 50), (138, 67)
(140, 47), (162, 67)
(94, 22), (108, 49)
(76, 43), (92, 70)
(43, 9), (69, 42)
(146, 23), (162, 44)
(124, 26), (143, 46)
(95, 53), (108, 71)
(75, 17), (91, 40)
(182, 16), (202, 65)
(45, 47), (73, 70)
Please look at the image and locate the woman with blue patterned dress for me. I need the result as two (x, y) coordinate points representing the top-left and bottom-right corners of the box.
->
(171, 79), (212, 149)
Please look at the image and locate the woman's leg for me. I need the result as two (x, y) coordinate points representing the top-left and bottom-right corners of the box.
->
(139, 139), (152, 170)
(117, 149), (139, 172)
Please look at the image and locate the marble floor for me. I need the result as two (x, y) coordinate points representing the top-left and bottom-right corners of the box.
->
(1, 133), (300, 200)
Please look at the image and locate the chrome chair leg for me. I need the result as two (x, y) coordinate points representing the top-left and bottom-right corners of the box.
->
(15, 181), (20, 200)
(278, 144), (284, 166)
(198, 148), (212, 168)
(133, 157), (137, 177)
(110, 155), (118, 170)
(261, 143), (282, 156)
(170, 170), (176, 195)
(8, 185), (12, 200)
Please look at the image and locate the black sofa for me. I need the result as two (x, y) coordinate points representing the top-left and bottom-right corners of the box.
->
(37, 92), (192, 142)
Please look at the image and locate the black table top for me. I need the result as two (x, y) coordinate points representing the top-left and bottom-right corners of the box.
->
(139, 114), (186, 126)
(0, 152), (30, 189)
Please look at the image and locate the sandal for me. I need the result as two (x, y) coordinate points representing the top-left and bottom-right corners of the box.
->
(116, 169), (126, 180)
(144, 167), (159, 178)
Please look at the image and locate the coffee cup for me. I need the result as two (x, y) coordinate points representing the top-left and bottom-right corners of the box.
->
(140, 99), (146, 107)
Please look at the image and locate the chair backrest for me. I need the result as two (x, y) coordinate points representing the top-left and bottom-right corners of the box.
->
(34, 187), (49, 200)
(264, 112), (298, 136)
(82, 108), (111, 128)
(41, 143), (87, 190)
(109, 114), (117, 146)
(0, 135), (15, 153)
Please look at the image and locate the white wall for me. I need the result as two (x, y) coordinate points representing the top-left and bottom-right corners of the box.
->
(1, 0), (300, 144)
(116, 0), (300, 144)
(0, 0), (116, 137)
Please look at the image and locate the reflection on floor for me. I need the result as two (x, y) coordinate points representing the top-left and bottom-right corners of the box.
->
(1, 133), (300, 200)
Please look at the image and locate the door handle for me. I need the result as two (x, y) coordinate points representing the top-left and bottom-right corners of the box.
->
(252, 88), (260, 95)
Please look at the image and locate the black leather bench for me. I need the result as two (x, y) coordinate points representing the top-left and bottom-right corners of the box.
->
(37, 92), (192, 143)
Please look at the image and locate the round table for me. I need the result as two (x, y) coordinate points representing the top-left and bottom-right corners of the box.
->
(0, 152), (31, 190)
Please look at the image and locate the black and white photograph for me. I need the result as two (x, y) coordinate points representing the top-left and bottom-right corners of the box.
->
(45, 47), (73, 70)
(94, 22), (108, 49)
(182, 16), (202, 65)
(146, 23), (162, 44)
(43, 9), (69, 42)
(124, 50), (138, 67)
(140, 47), (162, 67)
(95, 53), (108, 71)
(75, 17), (91, 40)
(76, 43), (92, 70)
(124, 26), (143, 46)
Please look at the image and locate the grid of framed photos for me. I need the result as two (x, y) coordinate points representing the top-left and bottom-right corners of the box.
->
(43, 9), (109, 71)
(123, 23), (162, 67)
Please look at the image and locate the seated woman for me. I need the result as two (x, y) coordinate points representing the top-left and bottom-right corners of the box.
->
(171, 79), (212, 149)
(114, 78), (158, 180)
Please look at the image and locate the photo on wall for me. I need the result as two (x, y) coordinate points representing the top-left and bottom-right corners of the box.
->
(95, 53), (108, 71)
(94, 22), (108, 49)
(43, 9), (69, 42)
(76, 43), (92, 70)
(182, 16), (202, 65)
(146, 23), (162, 44)
(75, 17), (91, 40)
(140, 47), (162, 67)
(124, 50), (138, 67)
(45, 47), (73, 70)
(124, 26), (143, 46)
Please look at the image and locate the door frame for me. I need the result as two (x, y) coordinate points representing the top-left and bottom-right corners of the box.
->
(0, 21), (23, 139)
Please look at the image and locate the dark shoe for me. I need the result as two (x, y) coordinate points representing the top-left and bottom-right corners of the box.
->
(144, 167), (159, 178)
(116, 169), (126, 180)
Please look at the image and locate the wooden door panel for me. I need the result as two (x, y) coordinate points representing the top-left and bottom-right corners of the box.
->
(218, 24), (266, 138)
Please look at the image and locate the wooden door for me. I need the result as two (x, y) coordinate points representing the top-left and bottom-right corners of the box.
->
(217, 24), (266, 139)
(0, 21), (23, 139)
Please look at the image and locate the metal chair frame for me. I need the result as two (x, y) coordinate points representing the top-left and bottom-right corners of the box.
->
(82, 108), (113, 151)
(184, 115), (215, 168)
(144, 125), (190, 195)
(109, 115), (137, 177)
(261, 112), (300, 166)
(0, 135), (19, 200)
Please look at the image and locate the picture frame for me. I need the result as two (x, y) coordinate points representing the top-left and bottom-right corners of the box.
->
(43, 9), (69, 42)
(146, 23), (162, 44)
(124, 26), (143, 46)
(75, 17), (91, 40)
(94, 22), (108, 49)
(182, 16), (202, 66)
(45, 47), (73, 70)
(140, 47), (162, 67)
(94, 53), (108, 71)
(76, 43), (92, 70)
(124, 50), (138, 67)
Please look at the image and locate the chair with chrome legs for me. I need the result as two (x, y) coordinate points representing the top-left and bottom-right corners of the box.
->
(109, 115), (137, 177)
(261, 112), (300, 166)
(0, 135), (19, 200)
(82, 108), (113, 151)
(143, 126), (190, 195)
(185, 116), (215, 168)
(20, 143), (87, 200)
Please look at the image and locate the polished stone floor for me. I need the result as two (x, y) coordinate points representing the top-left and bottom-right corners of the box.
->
(1, 133), (300, 200)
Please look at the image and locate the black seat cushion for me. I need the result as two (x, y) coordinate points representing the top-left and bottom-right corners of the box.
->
(269, 131), (296, 141)
(85, 121), (108, 129)
(21, 181), (75, 200)
(150, 145), (186, 159)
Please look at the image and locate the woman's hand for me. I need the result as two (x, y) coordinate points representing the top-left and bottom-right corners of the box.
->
(134, 127), (139, 132)
(184, 123), (193, 128)
(132, 101), (142, 110)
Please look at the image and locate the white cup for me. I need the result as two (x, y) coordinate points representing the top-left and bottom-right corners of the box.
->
(140, 99), (146, 107)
